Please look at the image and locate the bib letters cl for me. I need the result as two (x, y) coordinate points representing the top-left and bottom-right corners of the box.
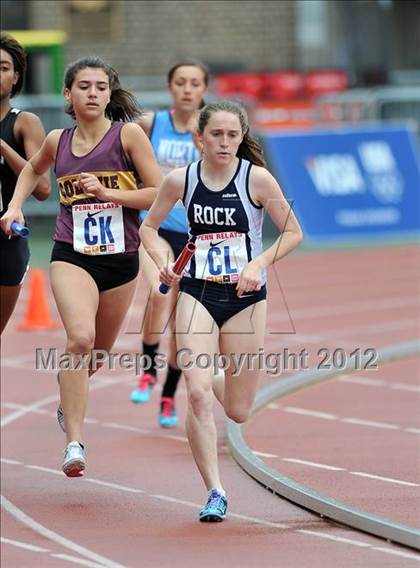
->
(193, 231), (248, 284)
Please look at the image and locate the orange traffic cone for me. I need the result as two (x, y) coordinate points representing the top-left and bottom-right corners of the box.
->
(17, 269), (60, 331)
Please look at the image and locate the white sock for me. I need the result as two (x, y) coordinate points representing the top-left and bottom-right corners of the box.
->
(210, 487), (226, 497)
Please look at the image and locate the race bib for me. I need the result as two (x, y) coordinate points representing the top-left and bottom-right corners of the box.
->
(192, 231), (248, 284)
(72, 202), (125, 255)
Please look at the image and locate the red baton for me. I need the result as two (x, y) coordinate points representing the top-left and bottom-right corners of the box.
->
(159, 240), (196, 294)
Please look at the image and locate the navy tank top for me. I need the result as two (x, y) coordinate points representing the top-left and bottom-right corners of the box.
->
(182, 159), (266, 285)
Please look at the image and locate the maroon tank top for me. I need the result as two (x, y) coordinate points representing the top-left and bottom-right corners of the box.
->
(54, 122), (142, 253)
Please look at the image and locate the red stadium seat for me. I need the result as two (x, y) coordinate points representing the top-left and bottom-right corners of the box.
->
(214, 74), (240, 97)
(236, 73), (263, 99)
(304, 70), (349, 98)
(262, 72), (304, 100)
(214, 73), (263, 101)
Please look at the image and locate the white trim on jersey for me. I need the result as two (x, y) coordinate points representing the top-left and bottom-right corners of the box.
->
(183, 159), (266, 284)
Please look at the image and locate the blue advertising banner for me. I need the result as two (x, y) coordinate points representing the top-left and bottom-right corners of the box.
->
(262, 124), (420, 240)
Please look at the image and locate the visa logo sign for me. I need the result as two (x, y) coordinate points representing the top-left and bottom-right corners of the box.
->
(305, 154), (366, 196)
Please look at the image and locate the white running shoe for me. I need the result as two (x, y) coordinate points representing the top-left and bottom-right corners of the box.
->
(62, 441), (86, 477)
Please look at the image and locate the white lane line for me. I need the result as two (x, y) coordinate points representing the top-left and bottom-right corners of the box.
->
(8, 461), (145, 494)
(150, 494), (199, 507)
(1, 537), (49, 552)
(2, 402), (55, 418)
(2, 375), (417, 561)
(271, 295), (420, 322)
(282, 459), (344, 471)
(25, 465), (63, 476)
(1, 394), (60, 428)
(284, 407), (337, 420)
(1, 495), (126, 568)
(1, 383), (134, 568)
(84, 479), (144, 494)
(2, 401), (189, 444)
(3, 459), (417, 559)
(350, 472), (419, 487)
(267, 316), (419, 347)
(391, 383), (420, 393)
(163, 434), (189, 443)
(338, 376), (420, 393)
(267, 403), (280, 409)
(0, 374), (131, 429)
(1, 458), (22, 465)
(102, 422), (188, 443)
(51, 553), (105, 567)
(280, 458), (419, 487)
(341, 418), (400, 430)
(150, 494), (289, 528)
(281, 406), (418, 432)
(296, 530), (371, 547)
(227, 511), (289, 529)
(371, 547), (420, 562)
(252, 450), (279, 459)
(328, 317), (420, 339)
(338, 377), (385, 387)
(101, 422), (150, 435)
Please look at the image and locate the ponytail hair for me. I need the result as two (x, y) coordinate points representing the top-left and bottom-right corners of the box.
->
(198, 100), (266, 167)
(237, 130), (266, 167)
(63, 56), (142, 122)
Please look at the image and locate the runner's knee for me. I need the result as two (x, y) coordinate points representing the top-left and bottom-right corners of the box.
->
(225, 405), (249, 424)
(66, 330), (95, 355)
(188, 385), (213, 418)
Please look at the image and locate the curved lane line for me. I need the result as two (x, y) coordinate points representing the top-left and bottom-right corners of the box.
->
(1, 379), (133, 568)
(228, 339), (420, 550)
(1, 495), (126, 568)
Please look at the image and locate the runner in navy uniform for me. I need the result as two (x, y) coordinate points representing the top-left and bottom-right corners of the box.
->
(1, 56), (161, 477)
(0, 34), (50, 334)
(141, 101), (303, 521)
(131, 60), (208, 428)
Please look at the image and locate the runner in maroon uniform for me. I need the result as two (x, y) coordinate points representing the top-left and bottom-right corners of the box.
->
(1, 56), (161, 477)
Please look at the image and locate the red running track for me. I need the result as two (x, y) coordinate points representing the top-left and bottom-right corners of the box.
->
(1, 244), (420, 567)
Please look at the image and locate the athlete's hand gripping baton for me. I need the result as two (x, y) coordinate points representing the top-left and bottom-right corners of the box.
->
(11, 222), (30, 238)
(159, 240), (196, 294)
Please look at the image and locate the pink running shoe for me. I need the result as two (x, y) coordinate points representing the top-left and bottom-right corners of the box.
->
(130, 373), (157, 404)
(159, 397), (178, 428)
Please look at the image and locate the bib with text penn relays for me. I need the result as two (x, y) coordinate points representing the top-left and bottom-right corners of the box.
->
(183, 159), (267, 284)
(54, 122), (143, 255)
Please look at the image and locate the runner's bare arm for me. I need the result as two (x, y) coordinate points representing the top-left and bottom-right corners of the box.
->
(140, 168), (185, 270)
(250, 166), (303, 268)
(0, 130), (61, 234)
(93, 122), (162, 210)
(136, 112), (155, 137)
(0, 112), (51, 201)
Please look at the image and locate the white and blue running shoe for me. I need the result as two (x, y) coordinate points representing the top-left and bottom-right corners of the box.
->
(199, 489), (228, 522)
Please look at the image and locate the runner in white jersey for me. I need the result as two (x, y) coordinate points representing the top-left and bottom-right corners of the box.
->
(140, 101), (303, 522)
(131, 60), (208, 429)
